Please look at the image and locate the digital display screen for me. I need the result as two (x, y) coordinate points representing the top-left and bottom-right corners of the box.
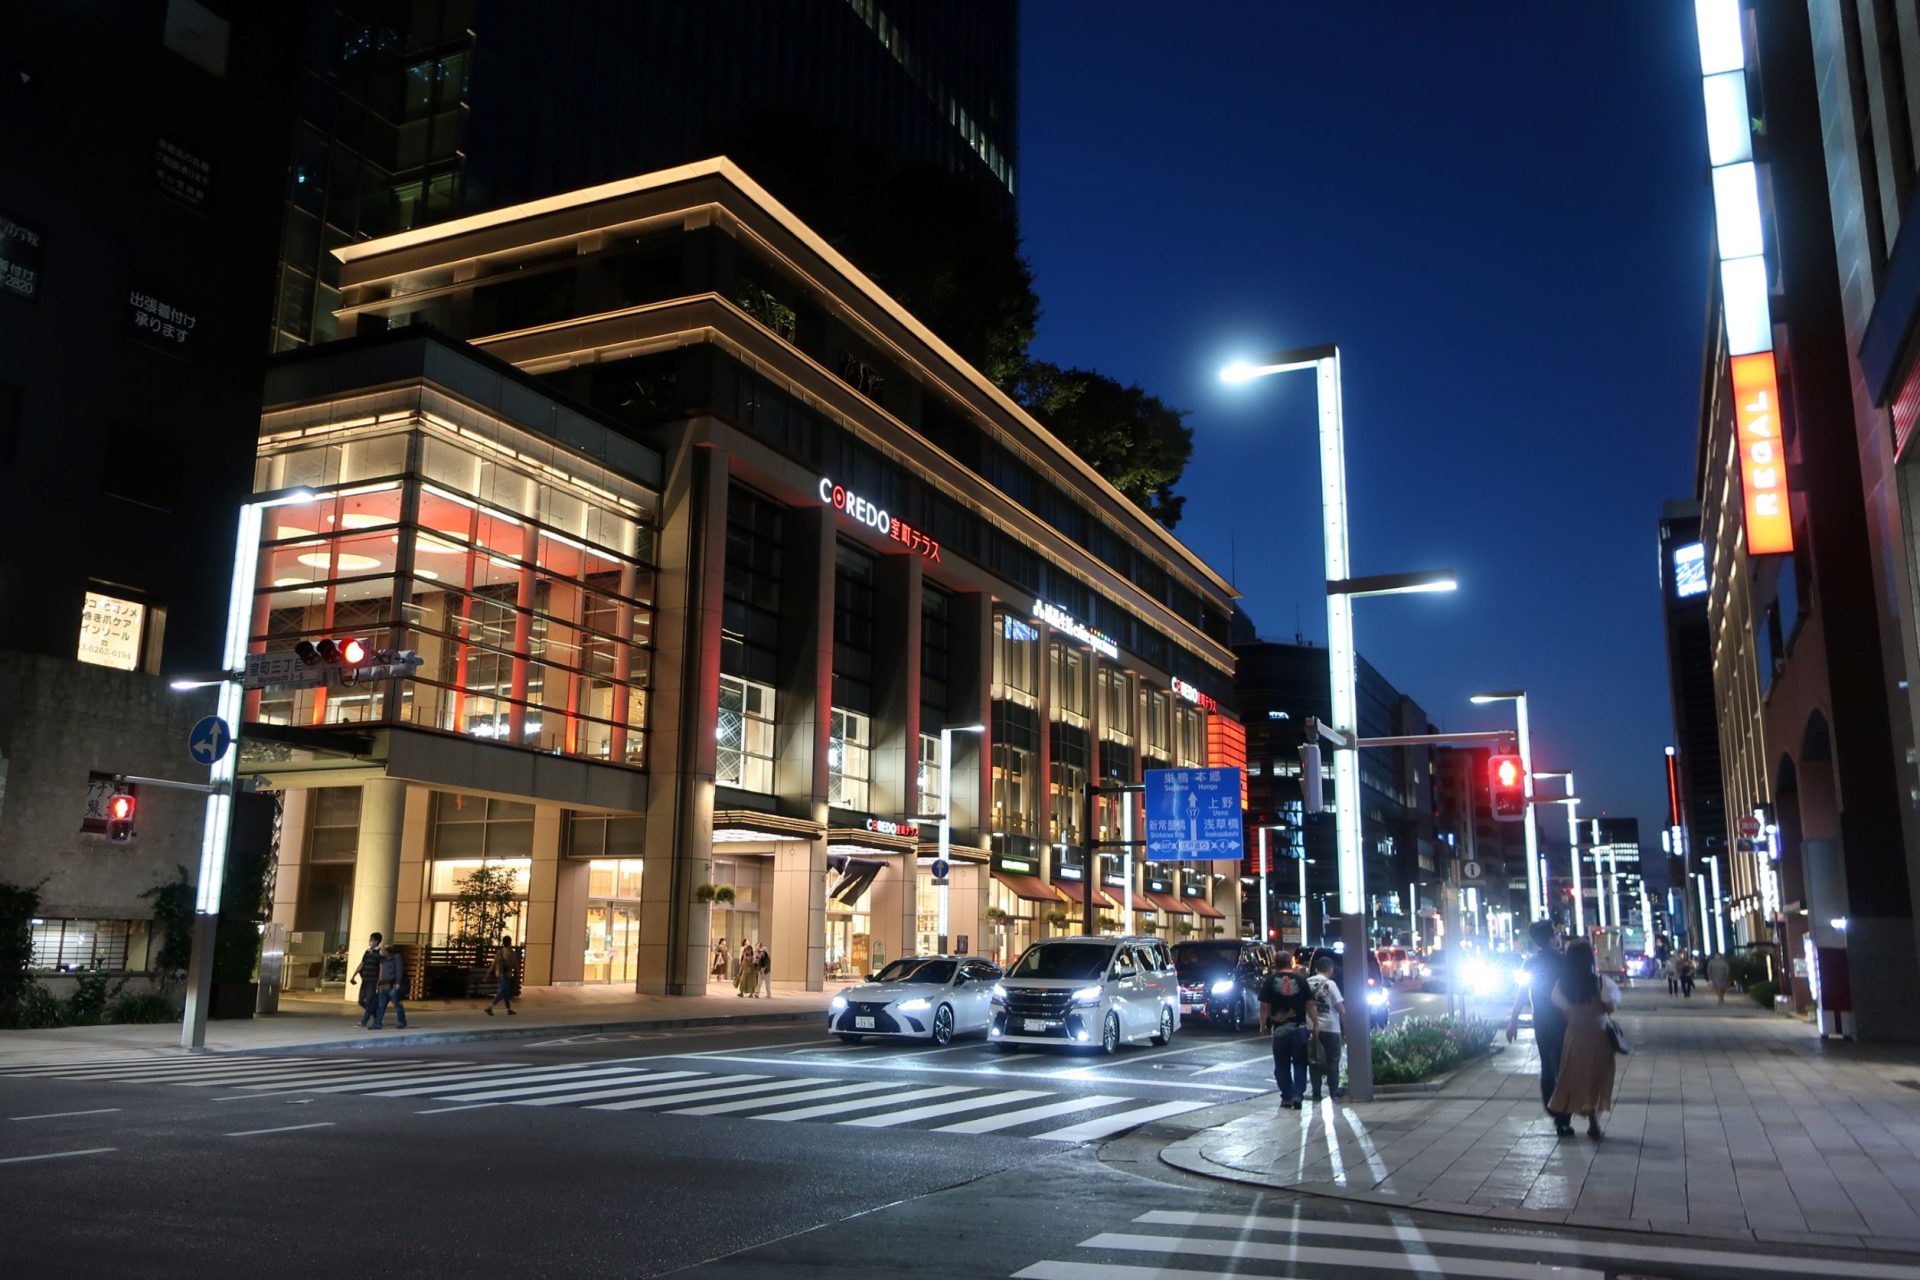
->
(1673, 542), (1707, 598)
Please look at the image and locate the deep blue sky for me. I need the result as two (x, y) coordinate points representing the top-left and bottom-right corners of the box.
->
(1018, 3), (1713, 842)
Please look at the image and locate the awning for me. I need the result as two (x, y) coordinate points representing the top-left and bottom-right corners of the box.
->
(1056, 882), (1121, 911)
(992, 872), (1061, 904)
(1142, 891), (1191, 916)
(1184, 895), (1225, 919)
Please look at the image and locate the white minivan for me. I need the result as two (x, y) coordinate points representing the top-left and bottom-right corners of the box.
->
(989, 936), (1181, 1054)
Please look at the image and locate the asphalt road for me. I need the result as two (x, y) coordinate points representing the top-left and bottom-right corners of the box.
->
(5, 1009), (1909, 1279)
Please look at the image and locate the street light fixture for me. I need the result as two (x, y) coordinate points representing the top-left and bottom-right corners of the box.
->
(1469, 690), (1541, 922)
(1532, 771), (1584, 933)
(934, 724), (986, 948)
(1220, 345), (1453, 1104)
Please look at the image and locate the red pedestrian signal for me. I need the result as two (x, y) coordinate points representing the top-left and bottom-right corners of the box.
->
(106, 789), (137, 842)
(1489, 753), (1526, 822)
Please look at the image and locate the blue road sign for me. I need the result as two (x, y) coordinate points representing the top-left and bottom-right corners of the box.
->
(1145, 767), (1245, 860)
(930, 858), (951, 881)
(188, 715), (232, 767)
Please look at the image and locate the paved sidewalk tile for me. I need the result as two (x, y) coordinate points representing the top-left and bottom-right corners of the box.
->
(1160, 981), (1920, 1250)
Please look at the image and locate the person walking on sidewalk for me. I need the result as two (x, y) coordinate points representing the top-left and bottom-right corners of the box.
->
(756, 943), (772, 997)
(1677, 952), (1696, 998)
(486, 933), (518, 1015)
(1708, 951), (1731, 1004)
(369, 942), (408, 1030)
(350, 932), (383, 1029)
(1259, 952), (1319, 1111)
(1547, 939), (1622, 1139)
(735, 940), (759, 997)
(1305, 953), (1345, 1103)
(711, 937), (730, 981)
(1663, 953), (1679, 997)
(1507, 919), (1575, 1136)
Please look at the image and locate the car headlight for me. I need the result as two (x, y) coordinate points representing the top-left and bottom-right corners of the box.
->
(990, 983), (1007, 1004)
(829, 995), (848, 1012)
(1070, 985), (1105, 1006)
(1366, 989), (1388, 1007)
(897, 997), (931, 1012)
(1210, 979), (1236, 995)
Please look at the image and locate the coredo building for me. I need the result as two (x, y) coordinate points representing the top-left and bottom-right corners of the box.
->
(248, 160), (1242, 997)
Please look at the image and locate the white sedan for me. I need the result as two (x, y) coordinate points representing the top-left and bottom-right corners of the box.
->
(826, 956), (1003, 1046)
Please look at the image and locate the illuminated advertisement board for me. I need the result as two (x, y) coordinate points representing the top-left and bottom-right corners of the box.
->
(817, 477), (941, 562)
(1172, 676), (1218, 713)
(1032, 598), (1118, 659)
(1730, 352), (1793, 555)
(1672, 542), (1707, 599)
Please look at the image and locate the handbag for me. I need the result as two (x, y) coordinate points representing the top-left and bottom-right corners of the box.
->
(1605, 1018), (1630, 1056)
(1307, 1031), (1327, 1070)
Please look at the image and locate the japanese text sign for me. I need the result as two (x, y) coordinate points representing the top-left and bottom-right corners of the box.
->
(1145, 767), (1245, 861)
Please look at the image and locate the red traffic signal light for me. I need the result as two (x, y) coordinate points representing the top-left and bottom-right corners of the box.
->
(1488, 753), (1526, 822)
(339, 637), (369, 666)
(106, 789), (136, 842)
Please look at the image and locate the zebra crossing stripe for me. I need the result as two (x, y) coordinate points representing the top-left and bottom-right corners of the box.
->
(1029, 1100), (1207, 1143)
(665, 1079), (905, 1117)
(271, 1063), (551, 1094)
(1015, 1264), (1245, 1280)
(7, 1056), (348, 1081)
(1078, 1231), (1605, 1280)
(933, 1094), (1130, 1135)
(840, 1089), (1048, 1129)
(373, 1065), (657, 1099)
(74, 1059), (424, 1087)
(422, 1070), (670, 1103)
(751, 1085), (971, 1123)
(588, 1077), (833, 1112)
(189, 1061), (472, 1090)
(511, 1074), (765, 1108)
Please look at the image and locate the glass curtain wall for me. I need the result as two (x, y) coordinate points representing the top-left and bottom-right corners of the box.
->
(991, 612), (1040, 843)
(831, 543), (875, 812)
(720, 486), (784, 792)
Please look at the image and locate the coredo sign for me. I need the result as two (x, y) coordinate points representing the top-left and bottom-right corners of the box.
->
(864, 817), (919, 838)
(818, 477), (942, 563)
(1730, 352), (1794, 555)
(1171, 677), (1217, 713)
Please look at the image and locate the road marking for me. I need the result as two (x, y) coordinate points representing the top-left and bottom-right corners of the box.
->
(1137, 1210), (1920, 1279)
(589, 1077), (832, 1112)
(752, 1085), (972, 1123)
(10, 1108), (122, 1121)
(1192, 1052), (1270, 1076)
(222, 1122), (336, 1138)
(418, 1070), (667, 1102)
(360, 1065), (646, 1098)
(0, 1147), (118, 1164)
(1016, 1264), (1250, 1280)
(1029, 1100), (1208, 1142)
(1044, 1040), (1219, 1077)
(665, 1079), (904, 1116)
(933, 1094), (1129, 1135)
(841, 1088), (1048, 1128)
(512, 1074), (764, 1108)
(1078, 1231), (1603, 1280)
(5, 1055), (345, 1080)
(199, 1061), (472, 1090)
(689, 1052), (1264, 1091)
(263, 1063), (540, 1095)
(416, 1103), (499, 1115)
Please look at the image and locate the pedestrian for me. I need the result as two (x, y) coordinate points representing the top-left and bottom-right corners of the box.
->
(369, 941), (408, 1030)
(1678, 952), (1696, 998)
(711, 936), (730, 980)
(1662, 953), (1678, 997)
(349, 931), (383, 1029)
(1507, 919), (1574, 1136)
(756, 943), (772, 997)
(1258, 950), (1319, 1111)
(1708, 951), (1731, 1004)
(1305, 952), (1345, 1103)
(735, 940), (759, 997)
(1547, 939), (1622, 1139)
(485, 933), (518, 1015)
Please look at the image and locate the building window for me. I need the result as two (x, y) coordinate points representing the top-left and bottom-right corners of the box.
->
(992, 702), (1039, 836)
(918, 732), (943, 818)
(1142, 688), (1172, 763)
(717, 674), (776, 793)
(307, 787), (363, 863)
(565, 811), (645, 859)
(994, 611), (1039, 705)
(1050, 643), (1090, 726)
(829, 706), (872, 811)
(1100, 668), (1134, 744)
(29, 919), (152, 972)
(1175, 704), (1206, 767)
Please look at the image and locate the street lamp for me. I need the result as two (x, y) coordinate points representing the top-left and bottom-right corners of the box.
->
(934, 723), (986, 948)
(1533, 771), (1583, 933)
(1221, 345), (1455, 1103)
(1470, 691), (1540, 922)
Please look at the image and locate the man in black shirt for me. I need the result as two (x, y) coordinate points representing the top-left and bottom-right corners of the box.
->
(1260, 952), (1319, 1110)
(1507, 919), (1573, 1136)
(348, 931), (383, 1030)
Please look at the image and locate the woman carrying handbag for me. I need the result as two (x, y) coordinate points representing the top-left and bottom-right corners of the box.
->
(1547, 940), (1622, 1139)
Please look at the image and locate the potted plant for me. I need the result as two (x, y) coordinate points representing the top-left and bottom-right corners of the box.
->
(985, 905), (1009, 927)
(1045, 909), (1069, 935)
(1139, 918), (1159, 935)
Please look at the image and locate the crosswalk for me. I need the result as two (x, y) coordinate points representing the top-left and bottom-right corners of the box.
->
(0, 1054), (1206, 1143)
(1009, 1207), (1920, 1280)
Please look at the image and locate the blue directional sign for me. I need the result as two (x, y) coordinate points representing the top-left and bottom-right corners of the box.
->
(1145, 767), (1245, 861)
(930, 858), (951, 881)
(188, 715), (232, 767)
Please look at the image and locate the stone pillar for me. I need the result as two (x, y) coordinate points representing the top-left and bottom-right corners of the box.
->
(271, 789), (310, 932)
(521, 805), (563, 986)
(638, 443), (729, 994)
(773, 837), (825, 989)
(771, 506), (834, 991)
(550, 857), (590, 984)
(343, 775), (407, 1003)
(949, 860), (989, 961)
(393, 786), (429, 941)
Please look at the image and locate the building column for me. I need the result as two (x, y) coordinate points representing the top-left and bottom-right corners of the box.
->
(522, 805), (563, 986)
(772, 506), (834, 991)
(342, 775), (407, 1003)
(550, 857), (590, 984)
(271, 788), (310, 933)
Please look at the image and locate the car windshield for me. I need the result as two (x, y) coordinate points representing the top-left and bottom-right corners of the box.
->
(1173, 942), (1240, 977)
(871, 958), (955, 984)
(1008, 944), (1114, 980)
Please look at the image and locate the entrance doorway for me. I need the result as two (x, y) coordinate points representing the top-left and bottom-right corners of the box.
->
(584, 903), (641, 984)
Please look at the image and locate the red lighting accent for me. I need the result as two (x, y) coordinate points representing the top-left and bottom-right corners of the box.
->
(108, 793), (135, 821)
(1730, 352), (1795, 555)
(1666, 751), (1682, 827)
(339, 637), (369, 665)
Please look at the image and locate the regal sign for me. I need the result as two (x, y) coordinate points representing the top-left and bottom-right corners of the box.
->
(818, 477), (941, 562)
(1730, 352), (1793, 555)
(1032, 598), (1118, 659)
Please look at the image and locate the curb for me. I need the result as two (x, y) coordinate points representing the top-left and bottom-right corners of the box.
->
(244, 1008), (823, 1055)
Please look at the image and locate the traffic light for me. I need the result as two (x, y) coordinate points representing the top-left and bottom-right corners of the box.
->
(293, 640), (320, 666)
(106, 789), (137, 842)
(339, 646), (422, 686)
(1489, 753), (1526, 822)
(1298, 743), (1324, 814)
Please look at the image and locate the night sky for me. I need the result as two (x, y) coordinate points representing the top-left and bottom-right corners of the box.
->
(1018, 3), (1713, 846)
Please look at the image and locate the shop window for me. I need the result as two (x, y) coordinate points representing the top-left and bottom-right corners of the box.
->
(829, 706), (872, 811)
(918, 733), (943, 818)
(717, 674), (776, 792)
(586, 858), (644, 900)
(307, 787), (363, 862)
(29, 919), (151, 973)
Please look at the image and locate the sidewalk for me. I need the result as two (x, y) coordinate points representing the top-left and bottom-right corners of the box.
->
(1162, 984), (1920, 1251)
(0, 984), (830, 1067)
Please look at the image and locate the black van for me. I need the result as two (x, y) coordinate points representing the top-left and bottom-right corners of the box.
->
(1172, 940), (1274, 1031)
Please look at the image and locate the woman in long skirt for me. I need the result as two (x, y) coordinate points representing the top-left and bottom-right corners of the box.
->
(735, 938), (759, 997)
(711, 937), (730, 981)
(1547, 940), (1622, 1138)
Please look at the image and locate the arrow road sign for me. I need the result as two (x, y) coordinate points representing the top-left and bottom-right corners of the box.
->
(930, 858), (950, 882)
(188, 715), (232, 767)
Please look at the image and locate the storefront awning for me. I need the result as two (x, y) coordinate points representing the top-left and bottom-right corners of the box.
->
(1054, 881), (1120, 911)
(1184, 895), (1225, 919)
(992, 872), (1061, 904)
(1141, 891), (1191, 916)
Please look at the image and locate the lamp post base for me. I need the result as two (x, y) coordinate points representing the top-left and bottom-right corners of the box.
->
(179, 911), (219, 1051)
(1341, 909), (1375, 1102)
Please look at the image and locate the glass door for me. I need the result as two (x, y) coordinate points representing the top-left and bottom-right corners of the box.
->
(584, 905), (613, 982)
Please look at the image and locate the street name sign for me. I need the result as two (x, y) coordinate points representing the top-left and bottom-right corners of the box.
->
(1145, 767), (1245, 860)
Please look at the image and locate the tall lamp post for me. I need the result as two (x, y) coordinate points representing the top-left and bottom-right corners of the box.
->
(1532, 771), (1583, 934)
(1223, 346), (1456, 1103)
(1470, 691), (1540, 921)
(934, 723), (986, 949)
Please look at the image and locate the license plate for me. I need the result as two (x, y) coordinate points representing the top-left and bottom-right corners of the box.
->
(854, 1016), (875, 1029)
(1023, 1018), (1047, 1032)
(1180, 1003), (1197, 1014)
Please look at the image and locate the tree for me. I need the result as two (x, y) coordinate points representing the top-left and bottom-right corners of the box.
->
(1012, 362), (1194, 528)
(0, 880), (41, 1023)
(140, 866), (195, 979)
(451, 866), (523, 945)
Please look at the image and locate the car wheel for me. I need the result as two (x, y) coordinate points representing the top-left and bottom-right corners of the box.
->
(1151, 1004), (1173, 1046)
(838, 1034), (863, 1044)
(932, 1004), (955, 1046)
(1100, 1011), (1121, 1055)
